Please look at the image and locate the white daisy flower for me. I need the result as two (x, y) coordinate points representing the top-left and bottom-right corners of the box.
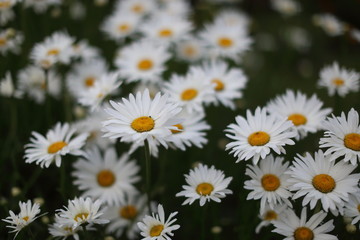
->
(24, 122), (88, 168)
(267, 90), (332, 139)
(17, 65), (61, 104)
(71, 40), (100, 60)
(313, 14), (345, 37)
(137, 204), (180, 240)
(48, 215), (81, 240)
(225, 107), (296, 164)
(161, 0), (190, 17)
(0, 28), (23, 55)
(115, 40), (170, 83)
(2, 200), (42, 238)
(350, 29), (360, 43)
(244, 155), (292, 214)
(30, 31), (75, 69)
(318, 62), (359, 97)
(175, 37), (205, 62)
(0, 0), (19, 25)
(24, 0), (61, 14)
(163, 68), (215, 113)
(255, 204), (288, 234)
(215, 10), (250, 29)
(176, 163), (233, 206)
(287, 150), (360, 216)
(272, 208), (338, 240)
(116, 0), (156, 17)
(344, 192), (360, 229)
(56, 197), (109, 230)
(72, 147), (140, 206)
(270, 0), (301, 17)
(319, 108), (360, 165)
(168, 110), (210, 151)
(0, 71), (15, 97)
(200, 60), (248, 109)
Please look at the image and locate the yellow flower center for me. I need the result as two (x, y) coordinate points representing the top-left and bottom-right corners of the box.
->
(184, 46), (196, 57)
(137, 59), (154, 71)
(171, 124), (183, 134)
(131, 116), (155, 132)
(332, 78), (344, 86)
(120, 205), (138, 220)
(48, 141), (67, 154)
(212, 79), (225, 91)
(63, 227), (73, 233)
(158, 28), (173, 38)
(312, 174), (336, 193)
(294, 227), (314, 240)
(118, 24), (130, 33)
(74, 212), (89, 222)
(196, 182), (214, 196)
(84, 77), (95, 87)
(264, 210), (277, 220)
(41, 59), (52, 69)
(344, 133), (360, 151)
(218, 37), (233, 48)
(22, 216), (29, 221)
(0, 1), (10, 8)
(248, 131), (270, 146)
(131, 4), (143, 13)
(150, 224), (164, 237)
(0, 38), (6, 46)
(261, 174), (280, 191)
(357, 204), (360, 213)
(288, 113), (307, 126)
(181, 88), (198, 101)
(97, 169), (116, 187)
(47, 48), (60, 56)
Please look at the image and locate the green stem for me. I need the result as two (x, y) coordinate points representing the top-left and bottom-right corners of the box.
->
(201, 205), (208, 240)
(144, 139), (151, 211)
(26, 226), (35, 240)
(60, 161), (67, 200)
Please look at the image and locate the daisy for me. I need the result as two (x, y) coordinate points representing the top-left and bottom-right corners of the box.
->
(71, 40), (100, 60)
(287, 150), (360, 216)
(225, 107), (296, 164)
(200, 60), (248, 109)
(17, 65), (61, 104)
(176, 163), (233, 206)
(313, 14), (345, 37)
(115, 40), (170, 83)
(244, 155), (292, 213)
(115, 0), (156, 17)
(267, 90), (332, 139)
(24, 122), (88, 168)
(2, 200), (42, 238)
(72, 147), (140, 206)
(0, 71), (15, 97)
(344, 192), (360, 229)
(48, 215), (81, 240)
(0, 28), (23, 55)
(163, 68), (215, 113)
(272, 208), (338, 240)
(318, 62), (359, 97)
(102, 89), (182, 147)
(255, 204), (288, 234)
(0, 0), (19, 25)
(56, 197), (109, 230)
(175, 37), (205, 62)
(137, 204), (180, 240)
(319, 108), (360, 165)
(215, 10), (250, 29)
(350, 29), (360, 43)
(161, 0), (190, 17)
(270, 0), (301, 17)
(24, 0), (61, 14)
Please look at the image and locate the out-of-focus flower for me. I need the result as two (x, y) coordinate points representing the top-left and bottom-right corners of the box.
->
(0, 28), (23, 55)
(175, 37), (206, 62)
(313, 14), (346, 37)
(0, 0), (20, 25)
(270, 0), (301, 17)
(24, 0), (61, 14)
(255, 204), (288, 234)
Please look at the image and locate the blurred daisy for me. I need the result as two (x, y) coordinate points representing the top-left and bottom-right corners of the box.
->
(287, 150), (360, 216)
(267, 90), (332, 139)
(319, 108), (360, 165)
(163, 68), (215, 113)
(200, 60), (248, 109)
(0, 71), (15, 97)
(176, 163), (233, 206)
(0, 28), (23, 55)
(115, 40), (170, 83)
(215, 10), (250, 29)
(48, 215), (81, 240)
(24, 122), (88, 168)
(225, 107), (296, 164)
(270, 0), (301, 17)
(71, 40), (100, 60)
(272, 208), (337, 240)
(24, 0), (61, 14)
(318, 62), (359, 97)
(344, 192), (360, 229)
(137, 204), (180, 240)
(2, 200), (41, 238)
(17, 65), (61, 104)
(116, 0), (156, 17)
(350, 29), (360, 43)
(313, 14), (345, 37)
(102, 89), (182, 147)
(244, 155), (292, 213)
(0, 0), (19, 25)
(57, 197), (109, 230)
(176, 37), (205, 62)
(255, 204), (288, 234)
(161, 0), (190, 17)
(72, 147), (140, 206)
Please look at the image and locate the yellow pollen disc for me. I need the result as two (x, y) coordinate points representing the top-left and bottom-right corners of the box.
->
(84, 76), (95, 87)
(171, 124), (183, 134)
(118, 24), (130, 32)
(0, 38), (6, 46)
(150, 224), (164, 237)
(261, 174), (280, 191)
(120, 205), (138, 220)
(131, 116), (155, 132)
(158, 28), (173, 38)
(332, 78), (344, 86)
(294, 227), (314, 240)
(40, 81), (46, 90)
(0, 1), (10, 8)
(22, 216), (29, 221)
(63, 227), (73, 232)
(218, 37), (233, 48)
(196, 182), (214, 196)
(47, 48), (60, 56)
(132, 4), (143, 13)
(184, 46), (196, 57)
(137, 59), (154, 71)
(74, 212), (89, 222)
(248, 131), (270, 146)
(48, 141), (67, 154)
(344, 133), (360, 151)
(181, 88), (198, 101)
(312, 174), (336, 193)
(97, 169), (116, 187)
(357, 204), (360, 213)
(212, 79), (225, 91)
(288, 113), (307, 126)
(264, 210), (277, 221)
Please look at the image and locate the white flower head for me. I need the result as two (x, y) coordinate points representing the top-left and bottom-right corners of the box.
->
(344, 192), (360, 229)
(313, 13), (345, 37)
(115, 0), (157, 17)
(175, 37), (206, 62)
(255, 204), (288, 234)
(270, 0), (301, 17)
(48, 215), (81, 240)
(0, 28), (23, 55)
(0, 71), (14, 97)
(0, 0), (20, 25)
